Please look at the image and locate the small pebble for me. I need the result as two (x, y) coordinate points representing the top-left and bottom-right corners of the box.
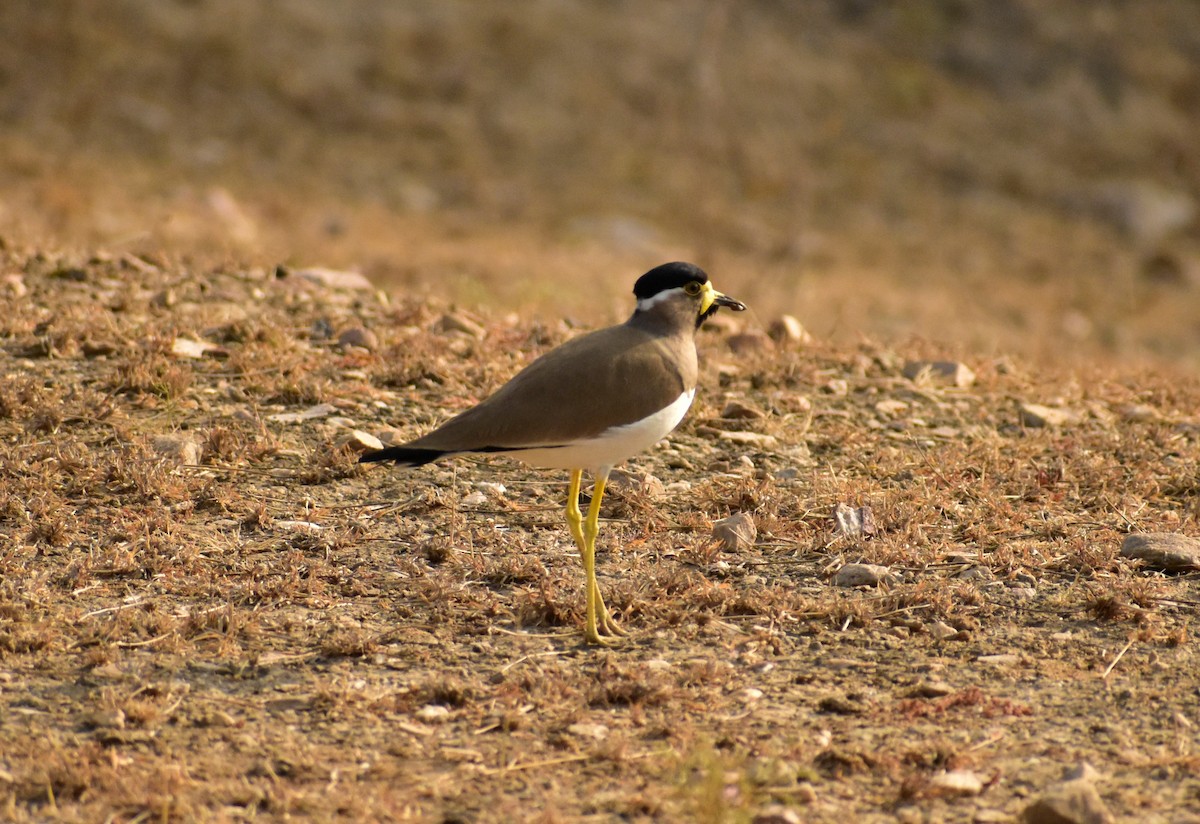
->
(752, 806), (802, 824)
(911, 680), (954, 698)
(151, 435), (202, 465)
(833, 503), (875, 538)
(727, 331), (774, 354)
(767, 314), (810, 345)
(834, 563), (893, 588)
(337, 326), (378, 351)
(930, 770), (984, 796)
(268, 403), (338, 424)
(336, 430), (384, 453)
(1022, 778), (1113, 824)
(1020, 403), (1078, 428)
(903, 360), (976, 388)
(721, 400), (765, 419)
(712, 512), (757, 552)
(977, 654), (1020, 666)
(1119, 532), (1200, 571)
(928, 621), (959, 641)
(415, 705), (450, 724)
(716, 430), (777, 447)
(292, 267), (374, 291)
(566, 722), (609, 741)
(438, 312), (486, 339)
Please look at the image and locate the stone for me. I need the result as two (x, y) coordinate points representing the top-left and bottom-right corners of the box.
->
(438, 312), (486, 339)
(1116, 403), (1159, 422)
(336, 430), (384, 453)
(461, 491), (488, 507)
(1022, 778), (1113, 824)
(1093, 180), (1196, 245)
(1063, 763), (1102, 783)
(415, 705), (450, 724)
(752, 806), (802, 824)
(928, 621), (959, 641)
(1019, 403), (1078, 428)
(930, 770), (984, 796)
(767, 315), (810, 345)
(276, 521), (323, 534)
(2, 273), (27, 297)
(716, 430), (778, 447)
(292, 267), (375, 291)
(911, 680), (954, 698)
(268, 403), (338, 424)
(1120, 533), (1200, 571)
(567, 722), (609, 741)
(833, 503), (875, 538)
(151, 435), (202, 465)
(171, 337), (225, 359)
(727, 331), (774, 354)
(713, 512), (757, 552)
(721, 400), (765, 419)
(337, 327), (379, 351)
(874, 399), (909, 417)
(903, 360), (976, 388)
(834, 563), (893, 588)
(977, 654), (1020, 666)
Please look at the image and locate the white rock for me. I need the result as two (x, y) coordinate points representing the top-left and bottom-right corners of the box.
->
(768, 315), (810, 345)
(438, 312), (486, 339)
(151, 435), (202, 465)
(713, 512), (757, 552)
(415, 705), (450, 724)
(717, 430), (778, 447)
(928, 621), (959, 641)
(1020, 403), (1078, 428)
(336, 430), (384, 453)
(833, 503), (875, 538)
(903, 360), (976, 388)
(268, 403), (338, 424)
(929, 770), (983, 796)
(293, 267), (374, 291)
(834, 563), (893, 588)
(337, 327), (379, 351)
(1120, 533), (1200, 571)
(277, 520), (323, 534)
(567, 722), (609, 741)
(1022, 777), (1114, 824)
(171, 337), (222, 359)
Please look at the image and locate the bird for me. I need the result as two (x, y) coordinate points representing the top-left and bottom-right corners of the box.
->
(359, 261), (746, 645)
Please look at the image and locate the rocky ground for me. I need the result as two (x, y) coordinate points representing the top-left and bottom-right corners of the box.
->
(2, 250), (1199, 822)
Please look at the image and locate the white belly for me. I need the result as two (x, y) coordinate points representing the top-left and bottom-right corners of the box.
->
(508, 389), (695, 472)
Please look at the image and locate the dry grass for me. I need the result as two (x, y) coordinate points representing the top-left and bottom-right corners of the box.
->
(1, 249), (1199, 821)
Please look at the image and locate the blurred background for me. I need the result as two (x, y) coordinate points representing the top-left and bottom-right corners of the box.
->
(2, 0), (1199, 363)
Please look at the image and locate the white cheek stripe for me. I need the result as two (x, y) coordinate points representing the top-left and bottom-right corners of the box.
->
(636, 288), (683, 312)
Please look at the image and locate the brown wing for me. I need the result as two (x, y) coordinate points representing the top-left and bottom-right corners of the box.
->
(408, 323), (697, 452)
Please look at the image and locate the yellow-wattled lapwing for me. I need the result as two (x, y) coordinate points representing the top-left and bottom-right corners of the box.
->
(360, 262), (746, 645)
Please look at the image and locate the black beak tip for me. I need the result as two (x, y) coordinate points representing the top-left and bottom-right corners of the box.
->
(718, 295), (747, 312)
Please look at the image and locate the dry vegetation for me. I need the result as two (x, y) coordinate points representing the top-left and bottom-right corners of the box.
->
(3, 1), (1200, 822)
(1, 250), (1199, 821)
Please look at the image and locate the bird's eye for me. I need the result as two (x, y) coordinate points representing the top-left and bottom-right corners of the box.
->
(683, 281), (703, 296)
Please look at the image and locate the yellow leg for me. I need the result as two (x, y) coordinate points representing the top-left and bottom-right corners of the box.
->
(566, 469), (626, 644)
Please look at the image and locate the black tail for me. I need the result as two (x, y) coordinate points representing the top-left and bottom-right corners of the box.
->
(358, 445), (447, 466)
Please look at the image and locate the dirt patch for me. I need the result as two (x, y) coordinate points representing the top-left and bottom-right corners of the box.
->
(2, 251), (1198, 821)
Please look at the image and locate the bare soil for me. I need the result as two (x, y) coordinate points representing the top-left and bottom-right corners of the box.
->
(1, 251), (1199, 822)
(3, 3), (1200, 822)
